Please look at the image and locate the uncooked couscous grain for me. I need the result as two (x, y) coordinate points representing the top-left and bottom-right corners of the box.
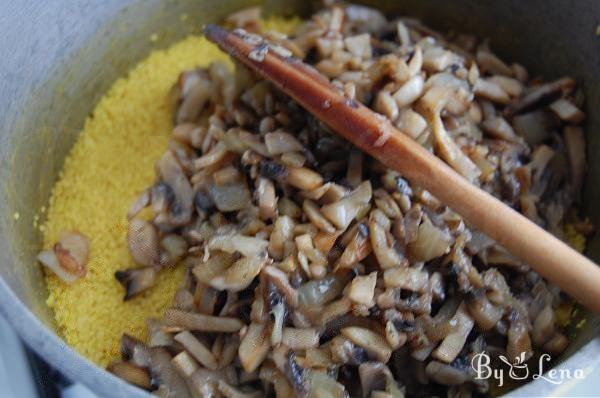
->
(42, 17), (300, 367)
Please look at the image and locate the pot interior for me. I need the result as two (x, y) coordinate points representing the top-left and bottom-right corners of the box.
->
(0, 0), (598, 396)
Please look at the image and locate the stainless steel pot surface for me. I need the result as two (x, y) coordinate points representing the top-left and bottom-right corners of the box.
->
(0, 1), (598, 397)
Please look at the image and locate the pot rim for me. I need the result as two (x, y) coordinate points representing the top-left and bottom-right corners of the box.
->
(0, 278), (149, 398)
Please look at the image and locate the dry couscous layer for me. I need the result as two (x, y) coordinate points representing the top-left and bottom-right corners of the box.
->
(42, 18), (299, 367)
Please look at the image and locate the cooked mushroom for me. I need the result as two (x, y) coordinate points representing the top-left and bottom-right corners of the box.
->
(238, 322), (271, 372)
(108, 5), (588, 395)
(148, 348), (193, 398)
(341, 327), (392, 363)
(38, 231), (90, 284)
(108, 361), (152, 390)
(127, 219), (160, 267)
(504, 77), (576, 116)
(115, 266), (157, 300)
(163, 309), (244, 332)
(174, 331), (219, 370)
(155, 151), (194, 227)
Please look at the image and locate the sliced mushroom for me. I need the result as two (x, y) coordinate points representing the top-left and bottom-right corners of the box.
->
(431, 302), (475, 363)
(115, 266), (157, 300)
(148, 348), (193, 398)
(108, 361), (152, 390)
(504, 77), (576, 116)
(209, 256), (268, 292)
(341, 327), (392, 363)
(321, 181), (372, 229)
(256, 178), (277, 220)
(238, 322), (270, 372)
(348, 272), (377, 305)
(127, 219), (160, 267)
(208, 234), (268, 258)
(156, 151), (194, 226)
(431, 112), (481, 183)
(51, 231), (90, 278)
(163, 309), (244, 332)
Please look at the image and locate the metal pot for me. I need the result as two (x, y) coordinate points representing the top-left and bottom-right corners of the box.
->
(0, 1), (598, 396)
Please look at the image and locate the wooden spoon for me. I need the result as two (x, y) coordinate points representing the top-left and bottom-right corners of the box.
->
(204, 24), (600, 313)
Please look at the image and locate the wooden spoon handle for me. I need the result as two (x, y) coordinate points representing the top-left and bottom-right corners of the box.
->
(205, 25), (600, 313)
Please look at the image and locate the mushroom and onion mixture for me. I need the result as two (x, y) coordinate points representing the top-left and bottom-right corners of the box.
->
(109, 5), (590, 397)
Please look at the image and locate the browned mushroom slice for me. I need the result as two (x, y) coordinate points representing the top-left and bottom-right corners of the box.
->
(192, 252), (234, 284)
(430, 112), (481, 184)
(532, 304), (556, 346)
(120, 334), (151, 367)
(108, 361), (152, 390)
(53, 231), (90, 277)
(369, 212), (406, 269)
(543, 332), (569, 355)
(115, 266), (157, 300)
(465, 289), (504, 331)
(160, 234), (188, 266)
(265, 131), (304, 155)
(383, 267), (428, 292)
(188, 367), (236, 398)
(127, 219), (160, 267)
(38, 231), (90, 284)
(238, 322), (270, 372)
(156, 151), (194, 226)
(148, 348), (193, 398)
(264, 265), (299, 308)
(298, 273), (348, 308)
(308, 371), (347, 398)
(303, 200), (336, 233)
(318, 297), (352, 327)
(209, 180), (252, 212)
(285, 166), (323, 191)
(476, 50), (513, 76)
(335, 224), (372, 270)
(151, 182), (176, 213)
(281, 327), (320, 350)
(481, 117), (522, 143)
(209, 256), (268, 292)
(147, 318), (174, 348)
(259, 365), (295, 398)
(255, 177), (277, 220)
(507, 317), (533, 363)
(218, 380), (262, 398)
(431, 302), (474, 363)
(163, 309), (244, 332)
(173, 69), (213, 125)
(473, 78), (510, 104)
(348, 272), (377, 305)
(268, 215), (295, 260)
(208, 234), (269, 258)
(321, 181), (372, 230)
(171, 351), (199, 378)
(128, 189), (151, 220)
(504, 77), (576, 116)
(358, 362), (403, 398)
(408, 219), (452, 262)
(341, 327), (392, 363)
(549, 98), (585, 123)
(174, 331), (219, 370)
(424, 360), (469, 386)
(393, 75), (425, 108)
(489, 75), (523, 97)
